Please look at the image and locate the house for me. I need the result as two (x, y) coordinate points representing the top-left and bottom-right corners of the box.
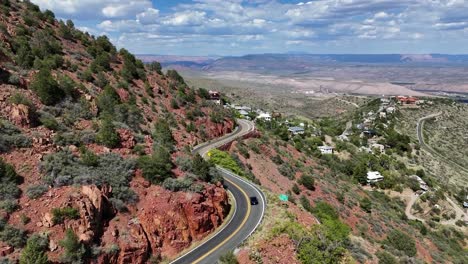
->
(379, 112), (387, 119)
(234, 105), (252, 112)
(371, 143), (385, 154)
(409, 175), (429, 191)
(463, 202), (468, 208)
(257, 112), (271, 121)
(318, 146), (334, 155)
(288, 126), (305, 135)
(367, 171), (384, 184)
(238, 109), (249, 117)
(381, 98), (390, 105)
(397, 96), (417, 105)
(359, 146), (373, 153)
(208, 90), (221, 105)
(386, 107), (396, 113)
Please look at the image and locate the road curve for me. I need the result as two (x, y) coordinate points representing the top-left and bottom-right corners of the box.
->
(171, 119), (266, 264)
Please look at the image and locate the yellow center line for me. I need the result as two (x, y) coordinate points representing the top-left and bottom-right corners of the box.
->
(192, 177), (252, 264)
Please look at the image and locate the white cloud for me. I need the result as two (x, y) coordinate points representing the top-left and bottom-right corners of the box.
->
(163, 11), (207, 26)
(137, 8), (160, 25)
(31, 0), (152, 19)
(30, 0), (468, 55)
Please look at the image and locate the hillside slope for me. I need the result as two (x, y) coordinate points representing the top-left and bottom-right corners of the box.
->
(0, 1), (235, 263)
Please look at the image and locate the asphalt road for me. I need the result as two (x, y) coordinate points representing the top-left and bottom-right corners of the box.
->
(171, 119), (266, 264)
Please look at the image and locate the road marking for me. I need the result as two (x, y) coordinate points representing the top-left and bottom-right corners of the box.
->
(192, 177), (252, 264)
(216, 167), (266, 240)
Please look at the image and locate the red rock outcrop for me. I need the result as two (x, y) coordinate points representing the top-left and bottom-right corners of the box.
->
(116, 88), (130, 102)
(99, 184), (229, 263)
(117, 128), (136, 149)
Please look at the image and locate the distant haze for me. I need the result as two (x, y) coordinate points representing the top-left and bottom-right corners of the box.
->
(137, 53), (468, 96)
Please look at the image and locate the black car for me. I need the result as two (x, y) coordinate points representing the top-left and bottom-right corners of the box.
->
(250, 196), (259, 205)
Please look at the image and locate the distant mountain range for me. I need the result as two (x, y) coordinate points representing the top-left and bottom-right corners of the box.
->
(137, 54), (468, 73)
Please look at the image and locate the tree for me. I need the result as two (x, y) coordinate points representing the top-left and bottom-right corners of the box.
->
(166, 69), (185, 84)
(30, 68), (65, 105)
(148, 61), (162, 74)
(137, 146), (173, 184)
(59, 229), (85, 264)
(300, 174), (315, 191)
(376, 251), (398, 264)
(360, 197), (372, 213)
(96, 115), (120, 148)
(192, 154), (212, 182)
(292, 183), (301, 194)
(0, 158), (21, 184)
(20, 234), (49, 264)
(385, 230), (416, 257)
(152, 119), (175, 150)
(97, 85), (120, 114)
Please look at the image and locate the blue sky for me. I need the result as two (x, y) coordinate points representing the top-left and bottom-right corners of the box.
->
(31, 0), (468, 56)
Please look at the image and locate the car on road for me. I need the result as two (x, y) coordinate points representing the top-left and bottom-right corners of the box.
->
(250, 196), (259, 205)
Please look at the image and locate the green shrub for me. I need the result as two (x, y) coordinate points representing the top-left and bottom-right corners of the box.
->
(299, 174), (315, 191)
(376, 250), (398, 264)
(148, 61), (162, 74)
(161, 177), (200, 192)
(0, 159), (22, 200)
(59, 229), (85, 264)
(79, 146), (99, 167)
(384, 230), (416, 257)
(8, 93), (33, 108)
(0, 200), (19, 213)
(20, 233), (49, 264)
(152, 119), (175, 150)
(170, 98), (179, 109)
(278, 163), (295, 180)
(166, 69), (185, 84)
(96, 115), (120, 148)
(51, 207), (79, 224)
(360, 197), (372, 213)
(30, 68), (65, 105)
(97, 85), (121, 114)
(41, 150), (137, 203)
(0, 120), (32, 152)
(20, 214), (30, 225)
(39, 114), (59, 131)
(0, 225), (27, 248)
(137, 147), (173, 184)
(219, 251), (238, 264)
(209, 149), (244, 176)
(292, 183), (301, 194)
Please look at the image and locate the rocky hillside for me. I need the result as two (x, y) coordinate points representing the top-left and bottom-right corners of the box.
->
(0, 1), (235, 263)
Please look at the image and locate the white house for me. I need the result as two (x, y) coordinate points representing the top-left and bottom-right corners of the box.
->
(238, 110), (249, 117)
(288, 126), (305, 135)
(318, 146), (334, 155)
(371, 143), (385, 154)
(367, 171), (384, 184)
(257, 112), (272, 121)
(386, 107), (396, 113)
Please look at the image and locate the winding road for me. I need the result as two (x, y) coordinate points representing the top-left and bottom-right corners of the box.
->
(410, 112), (468, 225)
(171, 119), (266, 264)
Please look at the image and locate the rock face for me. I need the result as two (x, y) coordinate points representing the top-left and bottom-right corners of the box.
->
(117, 129), (136, 150)
(99, 184), (229, 263)
(45, 185), (116, 245)
(9, 104), (35, 127)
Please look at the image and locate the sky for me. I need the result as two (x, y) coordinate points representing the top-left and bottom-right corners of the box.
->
(30, 0), (468, 56)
